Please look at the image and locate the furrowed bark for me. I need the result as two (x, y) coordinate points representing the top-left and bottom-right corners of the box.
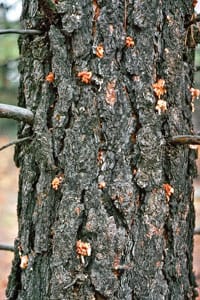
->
(7, 1), (197, 299)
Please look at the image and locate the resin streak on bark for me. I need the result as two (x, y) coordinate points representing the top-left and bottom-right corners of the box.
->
(7, 1), (196, 299)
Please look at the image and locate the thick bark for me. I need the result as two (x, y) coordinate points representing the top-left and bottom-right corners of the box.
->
(7, 1), (197, 299)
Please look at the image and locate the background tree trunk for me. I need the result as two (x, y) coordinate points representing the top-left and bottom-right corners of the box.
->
(6, 1), (197, 299)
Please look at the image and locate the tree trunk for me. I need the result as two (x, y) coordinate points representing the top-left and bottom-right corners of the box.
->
(6, 1), (197, 299)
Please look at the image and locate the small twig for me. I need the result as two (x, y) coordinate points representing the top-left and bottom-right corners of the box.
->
(169, 135), (200, 145)
(63, 277), (78, 290)
(194, 227), (200, 235)
(0, 244), (14, 252)
(63, 274), (87, 290)
(0, 136), (33, 152)
(0, 103), (34, 125)
(0, 29), (42, 35)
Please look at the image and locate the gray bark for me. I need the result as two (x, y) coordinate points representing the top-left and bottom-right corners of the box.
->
(7, 1), (197, 299)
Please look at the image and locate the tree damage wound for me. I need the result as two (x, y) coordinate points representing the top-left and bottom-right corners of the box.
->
(6, 1), (198, 299)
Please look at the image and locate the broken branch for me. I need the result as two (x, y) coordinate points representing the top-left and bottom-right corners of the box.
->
(0, 29), (42, 35)
(0, 103), (34, 125)
(0, 244), (14, 252)
(169, 135), (200, 145)
(194, 227), (200, 235)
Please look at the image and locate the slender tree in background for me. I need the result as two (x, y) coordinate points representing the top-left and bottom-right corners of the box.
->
(6, 1), (198, 299)
(0, 1), (20, 89)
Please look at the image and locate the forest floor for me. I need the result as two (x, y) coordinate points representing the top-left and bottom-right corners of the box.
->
(0, 136), (200, 299)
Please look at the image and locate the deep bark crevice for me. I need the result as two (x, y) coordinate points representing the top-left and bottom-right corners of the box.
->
(101, 191), (129, 231)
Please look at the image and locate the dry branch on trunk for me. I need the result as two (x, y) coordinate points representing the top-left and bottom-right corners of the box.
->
(0, 244), (14, 252)
(0, 29), (42, 35)
(170, 135), (200, 145)
(194, 227), (200, 235)
(0, 103), (33, 125)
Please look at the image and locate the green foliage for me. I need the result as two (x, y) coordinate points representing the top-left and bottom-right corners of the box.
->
(195, 47), (200, 66)
(0, 18), (19, 134)
(0, 35), (19, 64)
